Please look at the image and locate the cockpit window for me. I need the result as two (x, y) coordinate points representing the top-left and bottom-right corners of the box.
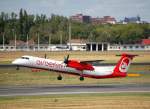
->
(21, 57), (29, 60)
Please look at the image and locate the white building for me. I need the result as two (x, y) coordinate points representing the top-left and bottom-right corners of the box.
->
(108, 44), (150, 51)
(67, 39), (86, 51)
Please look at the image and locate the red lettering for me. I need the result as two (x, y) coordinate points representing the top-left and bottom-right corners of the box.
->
(36, 60), (41, 65)
(36, 59), (64, 69)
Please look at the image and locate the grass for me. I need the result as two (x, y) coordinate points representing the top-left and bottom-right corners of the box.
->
(0, 93), (150, 109)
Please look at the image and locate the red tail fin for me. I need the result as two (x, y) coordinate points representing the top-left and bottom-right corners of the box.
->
(113, 53), (137, 77)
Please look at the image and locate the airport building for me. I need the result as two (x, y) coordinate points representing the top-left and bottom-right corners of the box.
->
(0, 43), (150, 51)
(0, 39), (150, 51)
(108, 39), (150, 51)
(67, 39), (86, 51)
(86, 42), (108, 51)
(108, 44), (150, 51)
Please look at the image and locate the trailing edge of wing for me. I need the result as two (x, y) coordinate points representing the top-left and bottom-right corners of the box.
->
(80, 60), (105, 65)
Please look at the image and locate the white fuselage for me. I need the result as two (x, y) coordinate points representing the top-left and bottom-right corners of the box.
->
(12, 55), (115, 78)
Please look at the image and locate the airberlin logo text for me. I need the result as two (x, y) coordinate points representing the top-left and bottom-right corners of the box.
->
(119, 57), (131, 73)
(36, 60), (64, 69)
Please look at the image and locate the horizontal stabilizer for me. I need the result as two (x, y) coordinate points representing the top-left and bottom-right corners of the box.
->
(127, 73), (141, 77)
(116, 53), (138, 57)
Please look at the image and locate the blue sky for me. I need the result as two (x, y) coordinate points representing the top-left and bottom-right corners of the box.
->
(0, 0), (150, 22)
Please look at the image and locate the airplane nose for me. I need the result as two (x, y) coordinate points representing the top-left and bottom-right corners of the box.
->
(12, 59), (19, 65)
(12, 60), (17, 64)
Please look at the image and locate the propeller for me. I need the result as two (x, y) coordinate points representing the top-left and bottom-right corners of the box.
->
(44, 54), (47, 59)
(64, 54), (69, 64)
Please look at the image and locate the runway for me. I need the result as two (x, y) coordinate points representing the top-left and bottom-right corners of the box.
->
(0, 84), (150, 97)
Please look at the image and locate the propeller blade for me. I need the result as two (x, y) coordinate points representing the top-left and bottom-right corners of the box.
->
(64, 54), (69, 64)
(44, 54), (47, 59)
(66, 54), (69, 60)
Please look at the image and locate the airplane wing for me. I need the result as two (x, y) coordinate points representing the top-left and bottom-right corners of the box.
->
(80, 60), (105, 65)
(63, 54), (104, 67)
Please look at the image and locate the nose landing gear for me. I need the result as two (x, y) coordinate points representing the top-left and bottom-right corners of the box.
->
(16, 66), (20, 70)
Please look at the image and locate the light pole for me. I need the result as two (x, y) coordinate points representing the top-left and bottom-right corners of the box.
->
(12, 29), (16, 50)
(2, 32), (5, 49)
(69, 20), (72, 50)
(15, 32), (16, 50)
(49, 33), (51, 46)
(37, 32), (39, 51)
(26, 34), (29, 51)
(60, 31), (62, 45)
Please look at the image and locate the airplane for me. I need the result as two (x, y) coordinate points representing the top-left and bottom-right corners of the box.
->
(12, 53), (138, 81)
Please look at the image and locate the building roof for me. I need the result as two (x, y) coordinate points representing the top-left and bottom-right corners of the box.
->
(9, 40), (25, 46)
(9, 39), (35, 46)
(141, 39), (150, 45)
(68, 39), (87, 43)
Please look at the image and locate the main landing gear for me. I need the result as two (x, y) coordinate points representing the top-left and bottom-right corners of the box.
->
(56, 74), (84, 81)
(79, 76), (84, 81)
(57, 75), (62, 80)
(79, 71), (84, 81)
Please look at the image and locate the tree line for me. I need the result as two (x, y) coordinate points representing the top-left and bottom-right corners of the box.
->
(0, 9), (150, 45)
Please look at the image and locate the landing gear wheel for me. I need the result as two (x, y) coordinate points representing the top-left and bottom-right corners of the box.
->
(16, 66), (19, 70)
(79, 76), (84, 81)
(57, 75), (62, 80)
